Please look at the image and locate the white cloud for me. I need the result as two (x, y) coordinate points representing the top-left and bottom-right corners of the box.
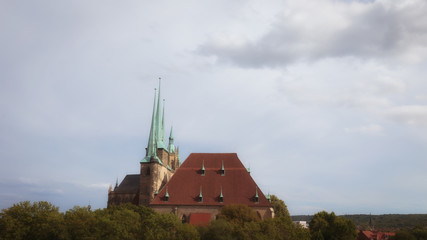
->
(345, 124), (384, 135)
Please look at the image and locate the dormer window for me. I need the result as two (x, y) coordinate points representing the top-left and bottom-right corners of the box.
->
(220, 160), (225, 176)
(219, 186), (224, 203)
(201, 160), (205, 176)
(198, 186), (203, 203)
(254, 187), (259, 204)
(164, 187), (169, 202)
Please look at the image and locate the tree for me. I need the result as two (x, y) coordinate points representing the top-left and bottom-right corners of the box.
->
(200, 219), (234, 240)
(93, 205), (142, 240)
(309, 211), (357, 240)
(270, 195), (291, 221)
(64, 206), (97, 240)
(217, 204), (259, 227)
(0, 201), (67, 240)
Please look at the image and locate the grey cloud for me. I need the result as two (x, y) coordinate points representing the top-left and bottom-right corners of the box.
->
(385, 105), (427, 126)
(198, 0), (427, 68)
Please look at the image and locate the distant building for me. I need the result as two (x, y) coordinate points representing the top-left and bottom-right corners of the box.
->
(108, 79), (273, 224)
(293, 221), (308, 228)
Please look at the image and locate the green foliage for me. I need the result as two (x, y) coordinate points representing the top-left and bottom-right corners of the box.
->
(390, 227), (427, 240)
(294, 214), (427, 231)
(142, 212), (199, 240)
(270, 195), (291, 221)
(200, 203), (310, 240)
(93, 205), (142, 240)
(217, 204), (259, 227)
(309, 211), (357, 240)
(0, 201), (199, 240)
(64, 206), (96, 240)
(0, 201), (67, 240)
(200, 219), (234, 240)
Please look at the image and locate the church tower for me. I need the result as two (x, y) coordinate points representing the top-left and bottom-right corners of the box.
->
(139, 78), (180, 205)
(108, 79), (179, 206)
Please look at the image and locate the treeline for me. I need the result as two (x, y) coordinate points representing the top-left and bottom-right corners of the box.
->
(293, 214), (427, 230)
(391, 227), (427, 240)
(0, 197), (359, 240)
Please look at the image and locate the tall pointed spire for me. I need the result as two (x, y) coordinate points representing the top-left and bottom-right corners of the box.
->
(142, 88), (161, 163)
(155, 78), (166, 149)
(161, 99), (165, 144)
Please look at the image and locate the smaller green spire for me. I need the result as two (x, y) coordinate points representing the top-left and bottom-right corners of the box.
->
(115, 177), (118, 189)
(168, 126), (175, 153)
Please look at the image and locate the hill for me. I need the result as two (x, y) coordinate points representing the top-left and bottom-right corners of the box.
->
(292, 214), (427, 230)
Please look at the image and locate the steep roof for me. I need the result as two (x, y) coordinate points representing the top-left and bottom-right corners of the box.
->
(114, 174), (140, 193)
(150, 153), (271, 207)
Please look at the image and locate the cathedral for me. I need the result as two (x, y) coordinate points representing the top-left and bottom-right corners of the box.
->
(108, 80), (273, 225)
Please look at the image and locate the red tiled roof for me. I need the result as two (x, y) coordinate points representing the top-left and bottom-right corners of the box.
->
(150, 153), (271, 207)
(188, 213), (212, 226)
(359, 230), (395, 240)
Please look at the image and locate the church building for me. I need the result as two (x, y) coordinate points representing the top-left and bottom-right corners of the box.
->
(108, 80), (273, 225)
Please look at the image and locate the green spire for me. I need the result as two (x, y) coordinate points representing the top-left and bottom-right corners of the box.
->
(168, 126), (175, 153)
(161, 99), (165, 144)
(155, 78), (166, 149)
(142, 88), (162, 164)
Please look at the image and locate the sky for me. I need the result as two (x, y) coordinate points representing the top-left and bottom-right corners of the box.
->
(1, 0), (427, 215)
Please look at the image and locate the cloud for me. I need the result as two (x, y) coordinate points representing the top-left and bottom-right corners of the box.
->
(198, 0), (427, 68)
(345, 124), (384, 135)
(385, 105), (427, 126)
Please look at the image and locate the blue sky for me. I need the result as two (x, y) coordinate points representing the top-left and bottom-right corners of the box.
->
(1, 0), (427, 215)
